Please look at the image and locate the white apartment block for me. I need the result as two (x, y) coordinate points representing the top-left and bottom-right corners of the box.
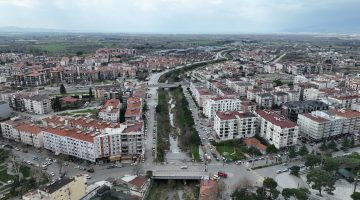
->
(256, 109), (299, 149)
(41, 121), (144, 162)
(273, 92), (289, 106)
(226, 79), (254, 97)
(286, 90), (300, 102)
(98, 99), (121, 122)
(43, 127), (97, 162)
(214, 111), (257, 141)
(94, 123), (143, 159)
(203, 97), (241, 119)
(23, 95), (52, 114)
(297, 113), (331, 140)
(0, 117), (28, 142)
(298, 109), (360, 140)
(303, 88), (326, 101)
(189, 84), (217, 108)
(328, 95), (360, 109)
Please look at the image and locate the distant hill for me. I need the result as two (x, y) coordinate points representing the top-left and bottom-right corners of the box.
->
(0, 26), (68, 33)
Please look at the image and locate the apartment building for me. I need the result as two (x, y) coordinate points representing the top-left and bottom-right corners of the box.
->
(23, 95), (52, 115)
(256, 109), (299, 149)
(240, 101), (257, 113)
(303, 88), (326, 101)
(282, 100), (329, 121)
(0, 117), (28, 141)
(98, 99), (121, 122)
(125, 97), (142, 121)
(255, 93), (274, 108)
(43, 127), (97, 162)
(214, 111), (257, 141)
(226, 79), (254, 97)
(286, 90), (300, 102)
(298, 109), (360, 140)
(273, 92), (289, 106)
(94, 123), (143, 160)
(23, 176), (86, 200)
(189, 83), (217, 108)
(297, 113), (331, 140)
(328, 95), (360, 109)
(41, 116), (143, 162)
(16, 124), (44, 148)
(203, 97), (241, 119)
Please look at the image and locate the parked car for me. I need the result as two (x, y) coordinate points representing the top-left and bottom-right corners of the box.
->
(180, 166), (188, 169)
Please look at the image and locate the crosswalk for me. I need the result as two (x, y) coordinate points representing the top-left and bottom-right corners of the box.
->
(248, 168), (265, 184)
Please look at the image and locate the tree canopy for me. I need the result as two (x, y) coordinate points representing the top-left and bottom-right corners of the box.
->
(307, 169), (335, 196)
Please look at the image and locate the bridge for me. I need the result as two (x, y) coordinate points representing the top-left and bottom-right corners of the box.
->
(152, 170), (207, 180)
(147, 82), (187, 88)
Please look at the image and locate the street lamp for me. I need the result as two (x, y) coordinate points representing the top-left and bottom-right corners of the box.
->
(354, 171), (360, 193)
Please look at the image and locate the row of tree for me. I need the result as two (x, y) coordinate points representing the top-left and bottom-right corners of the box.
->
(231, 177), (310, 200)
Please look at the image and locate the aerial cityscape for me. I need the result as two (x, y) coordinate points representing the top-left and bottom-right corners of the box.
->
(0, 0), (360, 200)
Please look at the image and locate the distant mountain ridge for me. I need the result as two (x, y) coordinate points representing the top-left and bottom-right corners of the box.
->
(0, 26), (69, 33)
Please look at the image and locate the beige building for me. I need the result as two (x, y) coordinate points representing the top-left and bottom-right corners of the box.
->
(16, 124), (44, 148)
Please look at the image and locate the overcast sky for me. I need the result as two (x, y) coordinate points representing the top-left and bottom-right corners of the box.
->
(0, 0), (359, 33)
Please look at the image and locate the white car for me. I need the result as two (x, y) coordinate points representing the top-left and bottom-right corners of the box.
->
(85, 175), (92, 179)
(180, 166), (188, 169)
(50, 172), (55, 176)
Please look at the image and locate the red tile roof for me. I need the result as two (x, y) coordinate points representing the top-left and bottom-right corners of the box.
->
(128, 176), (147, 188)
(244, 138), (267, 151)
(123, 123), (143, 133)
(330, 109), (360, 119)
(60, 96), (79, 103)
(16, 124), (43, 134)
(125, 108), (141, 117)
(127, 97), (142, 109)
(44, 127), (94, 142)
(256, 109), (297, 129)
(42, 116), (120, 130)
(301, 113), (329, 123)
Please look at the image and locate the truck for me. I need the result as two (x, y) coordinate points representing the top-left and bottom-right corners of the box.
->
(204, 154), (212, 162)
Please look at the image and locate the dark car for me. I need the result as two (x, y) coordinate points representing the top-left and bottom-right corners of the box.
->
(87, 168), (95, 173)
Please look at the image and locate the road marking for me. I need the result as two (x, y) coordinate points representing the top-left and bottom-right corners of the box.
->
(248, 169), (265, 183)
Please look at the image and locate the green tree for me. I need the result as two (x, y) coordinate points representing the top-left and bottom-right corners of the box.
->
(320, 140), (328, 151)
(290, 165), (300, 177)
(273, 80), (283, 87)
(60, 84), (66, 94)
(282, 188), (310, 200)
(299, 145), (309, 156)
(288, 147), (297, 159)
(231, 188), (257, 200)
(351, 192), (360, 200)
(343, 137), (350, 149)
(307, 169), (335, 196)
(52, 97), (62, 111)
(263, 177), (279, 199)
(351, 136), (356, 148)
(328, 140), (337, 151)
(323, 157), (339, 173)
(266, 144), (277, 154)
(88, 87), (94, 101)
(305, 154), (321, 168)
